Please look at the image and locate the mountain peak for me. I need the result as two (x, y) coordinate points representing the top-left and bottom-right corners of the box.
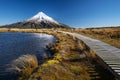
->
(37, 11), (46, 15)
(36, 12), (48, 18)
(26, 12), (59, 24)
(1, 11), (70, 28)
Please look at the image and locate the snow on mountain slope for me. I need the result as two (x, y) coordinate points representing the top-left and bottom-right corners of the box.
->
(26, 12), (59, 24)
(1, 12), (70, 28)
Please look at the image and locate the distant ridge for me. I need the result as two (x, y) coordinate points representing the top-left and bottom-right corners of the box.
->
(1, 12), (70, 28)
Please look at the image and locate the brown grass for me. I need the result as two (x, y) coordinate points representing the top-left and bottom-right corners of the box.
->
(0, 28), (116, 80)
(60, 27), (120, 49)
(8, 54), (38, 79)
(26, 30), (92, 80)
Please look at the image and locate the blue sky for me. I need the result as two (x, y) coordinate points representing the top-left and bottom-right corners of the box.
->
(0, 0), (120, 28)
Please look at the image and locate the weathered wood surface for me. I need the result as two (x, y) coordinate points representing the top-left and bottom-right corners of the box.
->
(60, 31), (120, 79)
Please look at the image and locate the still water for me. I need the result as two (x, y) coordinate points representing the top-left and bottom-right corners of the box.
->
(0, 32), (56, 80)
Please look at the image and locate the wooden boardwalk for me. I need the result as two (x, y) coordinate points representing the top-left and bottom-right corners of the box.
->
(60, 31), (120, 79)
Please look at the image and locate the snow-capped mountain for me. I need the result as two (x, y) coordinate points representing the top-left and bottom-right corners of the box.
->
(1, 12), (70, 28)
(26, 12), (59, 24)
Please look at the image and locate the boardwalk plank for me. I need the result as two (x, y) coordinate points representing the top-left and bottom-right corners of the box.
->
(60, 31), (120, 79)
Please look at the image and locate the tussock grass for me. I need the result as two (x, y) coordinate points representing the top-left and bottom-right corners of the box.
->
(64, 27), (120, 48)
(27, 32), (93, 80)
(9, 54), (38, 79)
(0, 28), (115, 80)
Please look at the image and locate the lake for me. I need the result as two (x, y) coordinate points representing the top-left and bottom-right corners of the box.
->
(0, 32), (56, 80)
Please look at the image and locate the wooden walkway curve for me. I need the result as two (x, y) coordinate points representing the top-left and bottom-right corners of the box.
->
(60, 31), (120, 79)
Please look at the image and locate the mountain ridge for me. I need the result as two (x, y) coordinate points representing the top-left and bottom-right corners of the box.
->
(1, 12), (70, 28)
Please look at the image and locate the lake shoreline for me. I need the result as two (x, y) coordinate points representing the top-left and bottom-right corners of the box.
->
(0, 31), (56, 80)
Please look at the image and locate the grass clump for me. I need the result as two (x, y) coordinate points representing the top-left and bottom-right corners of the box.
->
(9, 54), (38, 79)
(70, 65), (82, 75)
(42, 60), (60, 67)
(54, 53), (63, 61)
(42, 54), (62, 67)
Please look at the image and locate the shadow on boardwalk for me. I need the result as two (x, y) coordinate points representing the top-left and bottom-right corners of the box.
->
(86, 60), (115, 80)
